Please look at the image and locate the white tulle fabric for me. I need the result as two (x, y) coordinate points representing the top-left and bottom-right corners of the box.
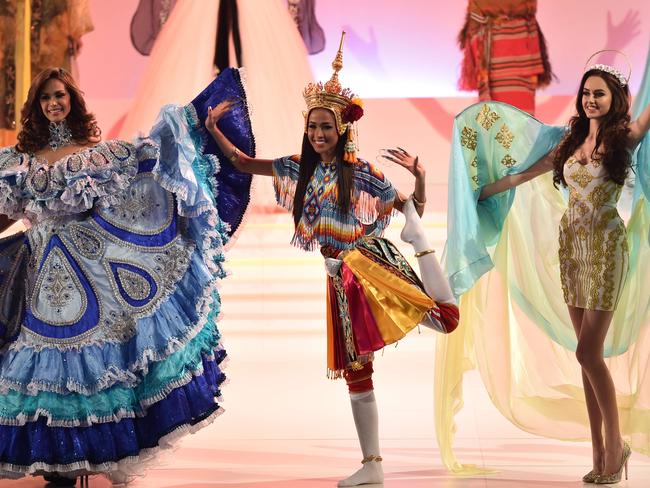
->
(117, 0), (315, 210)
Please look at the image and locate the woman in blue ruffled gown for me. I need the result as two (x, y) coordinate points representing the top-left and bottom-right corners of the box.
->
(0, 67), (253, 485)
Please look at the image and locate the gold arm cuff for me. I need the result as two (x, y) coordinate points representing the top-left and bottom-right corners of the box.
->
(411, 192), (426, 206)
(229, 147), (240, 163)
(414, 249), (435, 258)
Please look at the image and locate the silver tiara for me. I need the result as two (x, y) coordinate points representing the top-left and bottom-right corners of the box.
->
(586, 64), (628, 87)
(584, 50), (631, 87)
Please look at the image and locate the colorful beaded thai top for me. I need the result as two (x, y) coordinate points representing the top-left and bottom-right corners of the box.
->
(272, 156), (395, 252)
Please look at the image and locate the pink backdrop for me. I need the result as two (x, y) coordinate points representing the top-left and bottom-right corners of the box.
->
(73, 0), (650, 211)
(78, 0), (650, 102)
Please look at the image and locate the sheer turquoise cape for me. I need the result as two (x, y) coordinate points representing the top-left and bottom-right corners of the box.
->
(444, 101), (650, 357)
(435, 53), (650, 474)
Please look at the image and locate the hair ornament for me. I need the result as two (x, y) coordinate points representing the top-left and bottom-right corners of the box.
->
(583, 50), (631, 87)
(303, 31), (362, 164)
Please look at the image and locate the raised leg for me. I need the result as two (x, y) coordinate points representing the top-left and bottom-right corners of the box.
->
(400, 197), (455, 305)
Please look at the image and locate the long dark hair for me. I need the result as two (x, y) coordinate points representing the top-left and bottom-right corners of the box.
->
(16, 68), (99, 154)
(292, 127), (354, 226)
(552, 69), (631, 187)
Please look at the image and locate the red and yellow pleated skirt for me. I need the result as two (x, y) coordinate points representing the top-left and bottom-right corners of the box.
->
(324, 237), (458, 378)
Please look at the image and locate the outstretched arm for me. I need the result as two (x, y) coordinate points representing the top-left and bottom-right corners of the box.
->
(629, 101), (650, 147)
(205, 102), (275, 176)
(478, 150), (555, 200)
(380, 147), (426, 217)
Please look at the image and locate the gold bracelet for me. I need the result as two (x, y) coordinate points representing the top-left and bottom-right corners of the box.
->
(414, 249), (435, 258)
(412, 192), (426, 206)
(229, 147), (240, 163)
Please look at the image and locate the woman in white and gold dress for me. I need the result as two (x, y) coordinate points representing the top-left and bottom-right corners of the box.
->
(558, 152), (628, 311)
(475, 64), (650, 484)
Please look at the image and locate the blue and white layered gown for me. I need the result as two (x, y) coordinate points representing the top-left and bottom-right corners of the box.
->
(0, 68), (253, 479)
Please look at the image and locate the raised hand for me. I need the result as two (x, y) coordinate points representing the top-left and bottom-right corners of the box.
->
(379, 147), (425, 178)
(379, 147), (427, 216)
(604, 10), (641, 53)
(204, 100), (237, 132)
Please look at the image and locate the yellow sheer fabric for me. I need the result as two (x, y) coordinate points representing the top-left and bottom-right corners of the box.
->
(435, 173), (650, 473)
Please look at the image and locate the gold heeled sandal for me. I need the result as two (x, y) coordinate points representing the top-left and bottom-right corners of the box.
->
(583, 450), (605, 483)
(582, 469), (598, 483)
(594, 441), (631, 484)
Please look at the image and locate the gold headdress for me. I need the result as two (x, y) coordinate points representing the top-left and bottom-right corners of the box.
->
(303, 31), (364, 164)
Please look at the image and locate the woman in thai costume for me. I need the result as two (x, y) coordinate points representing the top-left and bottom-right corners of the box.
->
(205, 33), (460, 487)
(0, 67), (253, 485)
(462, 59), (650, 484)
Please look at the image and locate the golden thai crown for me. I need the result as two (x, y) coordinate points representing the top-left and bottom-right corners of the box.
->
(303, 31), (364, 163)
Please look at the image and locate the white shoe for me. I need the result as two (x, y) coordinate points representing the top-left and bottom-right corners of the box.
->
(341, 391), (384, 486)
(338, 455), (384, 486)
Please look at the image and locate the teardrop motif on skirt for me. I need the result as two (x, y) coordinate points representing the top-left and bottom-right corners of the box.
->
(26, 235), (100, 340)
(108, 260), (158, 310)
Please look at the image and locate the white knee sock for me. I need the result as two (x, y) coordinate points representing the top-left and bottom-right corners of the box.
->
(400, 197), (456, 305)
(338, 390), (384, 487)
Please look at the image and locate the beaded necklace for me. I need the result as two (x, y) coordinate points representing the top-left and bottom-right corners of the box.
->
(48, 120), (73, 151)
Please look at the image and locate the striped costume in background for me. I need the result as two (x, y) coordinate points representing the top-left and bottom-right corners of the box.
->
(458, 0), (553, 115)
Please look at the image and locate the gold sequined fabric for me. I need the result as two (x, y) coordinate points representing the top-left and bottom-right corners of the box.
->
(558, 157), (629, 311)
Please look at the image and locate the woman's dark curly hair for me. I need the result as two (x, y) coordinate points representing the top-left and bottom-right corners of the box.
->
(16, 68), (100, 154)
(552, 69), (631, 188)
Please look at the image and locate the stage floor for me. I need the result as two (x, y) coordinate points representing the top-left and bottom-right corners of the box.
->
(4, 213), (649, 488)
